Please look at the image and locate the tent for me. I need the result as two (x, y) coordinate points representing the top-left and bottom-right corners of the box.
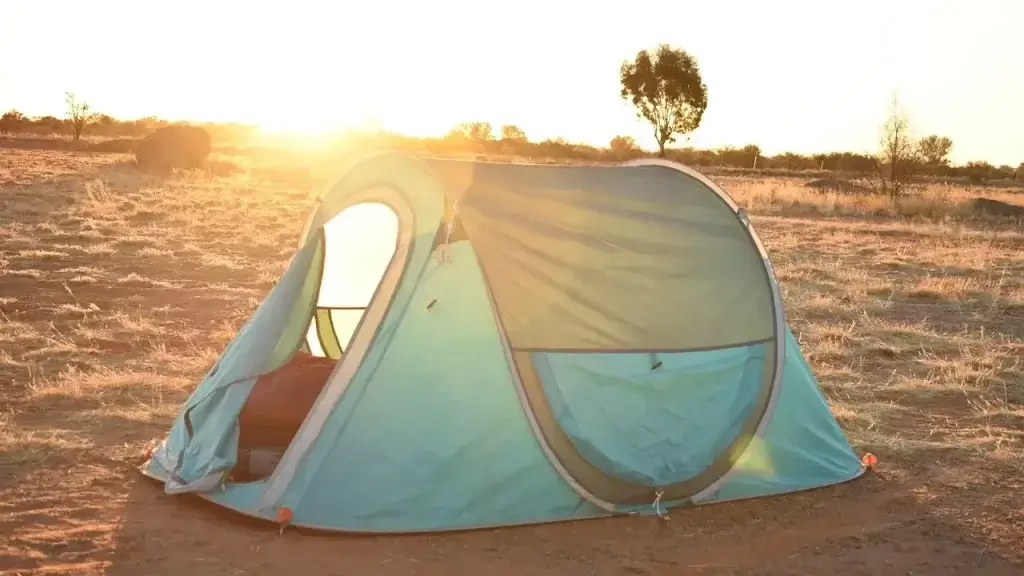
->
(142, 151), (866, 533)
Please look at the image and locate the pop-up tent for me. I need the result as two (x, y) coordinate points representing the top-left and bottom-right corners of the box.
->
(142, 151), (866, 533)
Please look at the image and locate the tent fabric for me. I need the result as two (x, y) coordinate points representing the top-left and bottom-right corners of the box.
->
(278, 242), (603, 531)
(533, 343), (769, 487)
(143, 150), (866, 533)
(514, 342), (777, 507)
(153, 234), (325, 493)
(700, 328), (866, 503)
(428, 160), (775, 351)
(258, 162), (446, 511)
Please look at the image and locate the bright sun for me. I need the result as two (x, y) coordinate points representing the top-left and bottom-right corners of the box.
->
(256, 114), (345, 137)
(248, 95), (376, 139)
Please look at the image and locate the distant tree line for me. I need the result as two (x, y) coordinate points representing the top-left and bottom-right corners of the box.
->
(437, 121), (1022, 183)
(0, 95), (257, 145)
(1, 84), (1021, 186)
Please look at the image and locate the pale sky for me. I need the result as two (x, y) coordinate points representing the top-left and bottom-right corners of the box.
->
(1, 0), (1021, 165)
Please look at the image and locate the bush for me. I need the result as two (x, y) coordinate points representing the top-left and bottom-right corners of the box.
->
(135, 125), (212, 172)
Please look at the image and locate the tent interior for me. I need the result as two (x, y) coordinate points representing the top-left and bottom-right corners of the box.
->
(233, 202), (399, 482)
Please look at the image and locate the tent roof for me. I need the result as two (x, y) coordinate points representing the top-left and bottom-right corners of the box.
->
(312, 153), (778, 352)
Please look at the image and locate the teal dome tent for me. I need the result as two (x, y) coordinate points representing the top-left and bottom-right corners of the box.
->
(142, 151), (866, 533)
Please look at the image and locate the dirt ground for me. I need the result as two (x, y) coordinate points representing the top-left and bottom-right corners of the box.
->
(1, 148), (1022, 575)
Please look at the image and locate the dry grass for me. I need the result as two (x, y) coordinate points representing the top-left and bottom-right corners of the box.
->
(0, 147), (1022, 574)
(722, 175), (1024, 222)
(761, 216), (1023, 459)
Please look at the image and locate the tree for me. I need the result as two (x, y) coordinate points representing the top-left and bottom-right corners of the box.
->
(872, 95), (920, 199)
(0, 110), (26, 134)
(609, 135), (641, 160)
(963, 160), (994, 184)
(740, 144), (761, 169)
(448, 121), (493, 142)
(65, 92), (95, 140)
(620, 44), (708, 158)
(917, 134), (953, 166)
(609, 135), (639, 153)
(776, 152), (814, 171)
(35, 116), (66, 135)
(714, 145), (760, 168)
(500, 124), (527, 141)
(1016, 162), (1024, 182)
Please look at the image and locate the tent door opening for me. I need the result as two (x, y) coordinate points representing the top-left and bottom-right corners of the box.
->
(232, 202), (401, 482)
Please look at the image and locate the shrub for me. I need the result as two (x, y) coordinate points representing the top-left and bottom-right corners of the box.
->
(135, 125), (212, 172)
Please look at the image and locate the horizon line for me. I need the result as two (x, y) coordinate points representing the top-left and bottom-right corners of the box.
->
(1, 109), (1020, 169)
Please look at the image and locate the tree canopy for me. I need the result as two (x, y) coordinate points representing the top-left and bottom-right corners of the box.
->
(65, 92), (95, 141)
(448, 122), (493, 142)
(609, 135), (638, 152)
(620, 44), (708, 157)
(917, 135), (953, 166)
(500, 124), (527, 141)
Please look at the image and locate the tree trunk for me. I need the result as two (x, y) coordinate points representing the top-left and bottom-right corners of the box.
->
(654, 126), (668, 158)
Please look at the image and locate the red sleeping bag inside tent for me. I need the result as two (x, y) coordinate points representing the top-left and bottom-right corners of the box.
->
(237, 351), (337, 450)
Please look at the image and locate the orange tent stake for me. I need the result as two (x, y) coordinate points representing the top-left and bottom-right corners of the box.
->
(276, 506), (293, 535)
